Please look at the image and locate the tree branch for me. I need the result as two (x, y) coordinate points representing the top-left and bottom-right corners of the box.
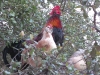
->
(89, 4), (100, 32)
(60, 0), (66, 12)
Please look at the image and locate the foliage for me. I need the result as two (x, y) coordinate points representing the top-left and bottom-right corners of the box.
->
(0, 0), (44, 43)
(0, 0), (100, 75)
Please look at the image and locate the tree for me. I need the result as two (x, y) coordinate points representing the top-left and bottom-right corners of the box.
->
(0, 0), (100, 75)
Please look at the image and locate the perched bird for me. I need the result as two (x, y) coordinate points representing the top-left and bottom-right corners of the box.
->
(21, 26), (57, 70)
(2, 40), (25, 67)
(34, 5), (64, 46)
(2, 5), (63, 69)
(2, 30), (35, 67)
(68, 49), (87, 71)
(34, 26), (57, 54)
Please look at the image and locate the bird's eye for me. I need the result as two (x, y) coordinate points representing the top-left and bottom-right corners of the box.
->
(47, 26), (50, 28)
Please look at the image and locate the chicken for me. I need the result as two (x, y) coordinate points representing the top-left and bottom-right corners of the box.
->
(21, 26), (57, 70)
(68, 49), (87, 71)
(34, 5), (64, 46)
(2, 40), (25, 67)
(34, 26), (57, 54)
(2, 28), (36, 67)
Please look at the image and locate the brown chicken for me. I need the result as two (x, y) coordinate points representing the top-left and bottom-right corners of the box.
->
(34, 26), (57, 54)
(21, 26), (57, 70)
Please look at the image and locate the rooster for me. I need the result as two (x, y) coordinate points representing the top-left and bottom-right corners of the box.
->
(34, 5), (64, 46)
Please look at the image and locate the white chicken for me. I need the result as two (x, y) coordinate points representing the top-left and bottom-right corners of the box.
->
(68, 49), (87, 71)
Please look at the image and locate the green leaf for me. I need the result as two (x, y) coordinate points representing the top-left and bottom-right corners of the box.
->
(11, 18), (17, 23)
(9, 12), (15, 17)
(29, 19), (34, 23)
(90, 42), (100, 60)
(29, 49), (35, 56)
(81, 6), (88, 18)
(4, 71), (11, 74)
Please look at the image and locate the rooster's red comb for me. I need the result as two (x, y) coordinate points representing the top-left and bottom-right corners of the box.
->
(50, 5), (61, 15)
(53, 5), (60, 10)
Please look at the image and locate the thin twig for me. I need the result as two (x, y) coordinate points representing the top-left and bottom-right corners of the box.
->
(60, 0), (66, 12)
(89, 3), (100, 32)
